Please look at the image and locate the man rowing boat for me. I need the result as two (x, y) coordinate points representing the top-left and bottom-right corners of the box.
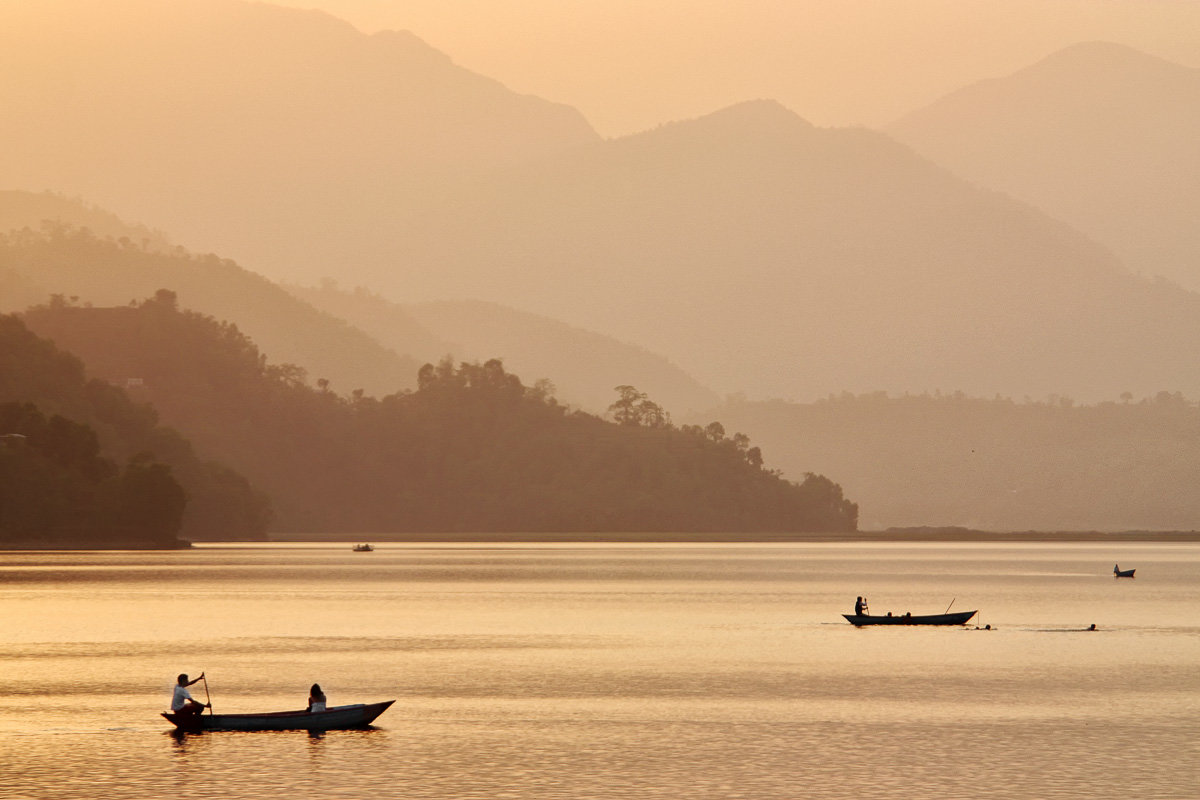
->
(171, 673), (211, 716)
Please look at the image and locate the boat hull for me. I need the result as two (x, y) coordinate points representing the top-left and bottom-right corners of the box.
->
(162, 700), (395, 732)
(843, 610), (977, 626)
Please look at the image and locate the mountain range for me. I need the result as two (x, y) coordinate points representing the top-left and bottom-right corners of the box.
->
(0, 191), (717, 414)
(370, 98), (1200, 401)
(891, 41), (1200, 292)
(4, 0), (1200, 532)
(286, 283), (720, 414)
(0, 0), (597, 282)
(0, 194), (421, 398)
(4, 2), (1199, 404)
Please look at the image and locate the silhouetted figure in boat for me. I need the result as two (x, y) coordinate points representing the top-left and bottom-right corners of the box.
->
(171, 673), (210, 716)
(1087, 624), (1097, 631)
(854, 596), (866, 616)
(308, 683), (327, 713)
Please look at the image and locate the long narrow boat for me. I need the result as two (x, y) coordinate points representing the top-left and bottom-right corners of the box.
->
(843, 610), (977, 627)
(162, 700), (395, 732)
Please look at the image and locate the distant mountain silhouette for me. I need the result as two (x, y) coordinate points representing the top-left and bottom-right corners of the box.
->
(0, 197), (421, 398)
(704, 391), (1200, 531)
(287, 282), (721, 414)
(8, 3), (1200, 405)
(0, 191), (172, 251)
(405, 300), (721, 416)
(369, 98), (1200, 401)
(890, 41), (1200, 290)
(0, 0), (599, 281)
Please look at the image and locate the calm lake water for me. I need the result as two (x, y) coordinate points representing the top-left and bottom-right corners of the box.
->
(0, 541), (1197, 799)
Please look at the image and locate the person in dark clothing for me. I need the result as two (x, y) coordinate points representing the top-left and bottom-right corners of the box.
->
(308, 683), (327, 713)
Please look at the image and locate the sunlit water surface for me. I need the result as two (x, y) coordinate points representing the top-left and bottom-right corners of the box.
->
(0, 541), (1197, 799)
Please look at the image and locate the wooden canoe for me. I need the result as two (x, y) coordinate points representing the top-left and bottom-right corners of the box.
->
(843, 610), (977, 627)
(162, 700), (395, 731)
(1113, 565), (1135, 577)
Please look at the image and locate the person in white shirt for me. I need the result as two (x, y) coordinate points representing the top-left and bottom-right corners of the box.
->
(307, 683), (327, 713)
(171, 673), (210, 716)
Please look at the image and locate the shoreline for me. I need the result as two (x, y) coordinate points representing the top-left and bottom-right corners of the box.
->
(0, 538), (193, 551)
(6, 530), (1199, 550)
(264, 529), (1200, 544)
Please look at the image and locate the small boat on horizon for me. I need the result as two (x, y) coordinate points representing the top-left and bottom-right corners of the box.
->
(1113, 564), (1135, 578)
(162, 700), (395, 732)
(352, 543), (374, 552)
(843, 610), (977, 627)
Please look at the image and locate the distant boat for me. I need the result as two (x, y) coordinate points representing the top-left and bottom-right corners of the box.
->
(352, 544), (374, 552)
(843, 610), (977, 627)
(163, 700), (394, 732)
(1113, 564), (1135, 578)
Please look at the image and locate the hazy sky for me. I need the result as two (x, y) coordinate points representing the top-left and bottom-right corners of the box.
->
(275, 0), (1200, 135)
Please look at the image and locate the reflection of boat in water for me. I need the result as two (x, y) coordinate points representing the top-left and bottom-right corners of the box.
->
(1113, 564), (1135, 578)
(843, 610), (977, 626)
(163, 700), (395, 732)
(352, 544), (374, 552)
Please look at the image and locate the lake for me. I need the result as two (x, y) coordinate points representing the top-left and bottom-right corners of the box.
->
(0, 541), (1196, 799)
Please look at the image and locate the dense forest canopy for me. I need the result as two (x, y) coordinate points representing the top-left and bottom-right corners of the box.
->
(20, 296), (858, 534)
(0, 400), (186, 547)
(0, 312), (270, 541)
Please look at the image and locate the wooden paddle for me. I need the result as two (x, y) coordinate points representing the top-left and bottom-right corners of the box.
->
(201, 673), (212, 715)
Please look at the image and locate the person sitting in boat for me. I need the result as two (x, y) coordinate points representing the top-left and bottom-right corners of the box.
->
(308, 683), (327, 713)
(854, 596), (866, 616)
(171, 673), (210, 716)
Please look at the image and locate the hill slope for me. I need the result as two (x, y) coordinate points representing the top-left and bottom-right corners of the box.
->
(20, 297), (857, 534)
(890, 42), (1200, 290)
(0, 0), (599, 281)
(369, 99), (1200, 402)
(0, 313), (269, 539)
(704, 392), (1200, 531)
(286, 282), (721, 414)
(0, 220), (421, 398)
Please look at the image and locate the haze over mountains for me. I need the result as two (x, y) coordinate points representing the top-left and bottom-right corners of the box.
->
(706, 393), (1200, 532)
(0, 0), (597, 283)
(277, 0), (1200, 136)
(2, 192), (707, 414)
(3, 0), (1200, 531)
(5, 1), (1199, 404)
(373, 98), (1200, 401)
(285, 283), (720, 414)
(892, 41), (1200, 292)
(0, 192), (422, 399)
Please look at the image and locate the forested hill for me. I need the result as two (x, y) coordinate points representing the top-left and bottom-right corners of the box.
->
(705, 391), (1200, 531)
(0, 314), (270, 544)
(21, 295), (858, 534)
(0, 224), (421, 398)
